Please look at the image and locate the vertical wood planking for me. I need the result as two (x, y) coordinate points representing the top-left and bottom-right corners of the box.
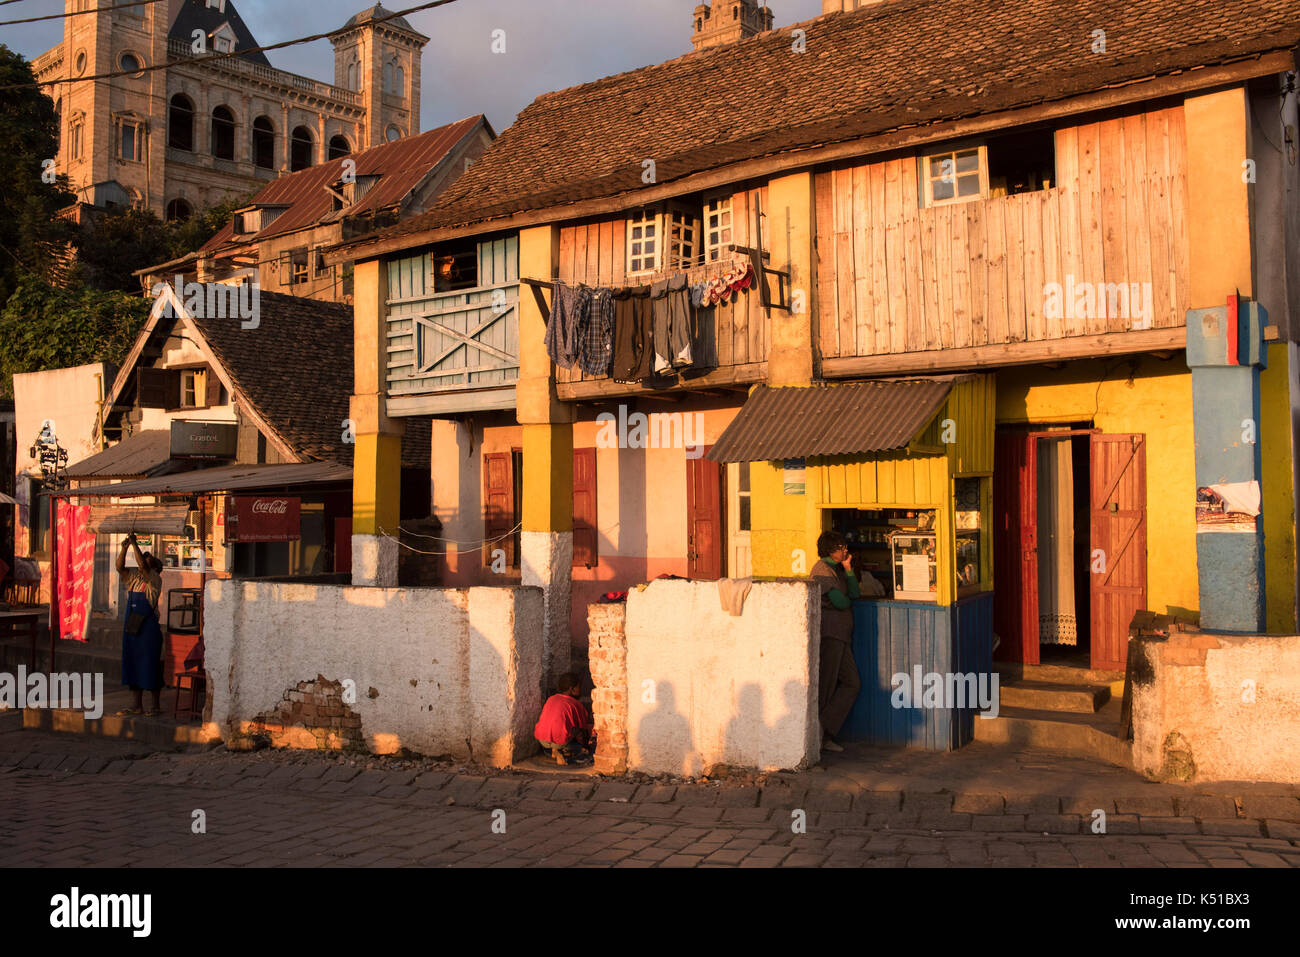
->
(1098, 117), (1128, 323)
(869, 162), (889, 356)
(1144, 109), (1175, 329)
(920, 206), (941, 350)
(732, 188), (750, 365)
(966, 200), (987, 347)
(1005, 194), (1027, 342)
(1056, 127), (1084, 340)
(1122, 113), (1152, 335)
(1023, 194), (1045, 340)
(755, 185), (770, 361)
(935, 203), (954, 349)
(1040, 191), (1062, 340)
(950, 203), (970, 349)
(846, 166), (866, 358)
(901, 158), (923, 354)
(985, 199), (1007, 346)
(884, 159), (907, 354)
(1168, 107), (1190, 323)
(814, 170), (838, 359)
(1076, 122), (1107, 336)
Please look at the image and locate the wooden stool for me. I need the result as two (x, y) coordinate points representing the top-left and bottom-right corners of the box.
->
(173, 671), (206, 721)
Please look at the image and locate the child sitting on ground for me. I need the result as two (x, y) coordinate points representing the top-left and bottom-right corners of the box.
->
(535, 672), (594, 765)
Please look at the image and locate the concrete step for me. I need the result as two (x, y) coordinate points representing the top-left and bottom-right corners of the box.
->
(975, 700), (1132, 769)
(997, 661), (1125, 686)
(0, 637), (124, 685)
(998, 679), (1111, 714)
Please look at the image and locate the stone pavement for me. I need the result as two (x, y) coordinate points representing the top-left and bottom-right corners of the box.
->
(1, 727), (1299, 867)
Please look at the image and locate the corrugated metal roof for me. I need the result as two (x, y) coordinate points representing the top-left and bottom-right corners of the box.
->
(67, 430), (172, 479)
(55, 462), (351, 498)
(200, 116), (486, 252)
(707, 380), (954, 463)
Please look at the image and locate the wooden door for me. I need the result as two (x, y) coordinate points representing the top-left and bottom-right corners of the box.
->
(483, 451), (513, 568)
(993, 431), (1039, 664)
(1090, 434), (1147, 671)
(572, 447), (598, 568)
(687, 449), (724, 580)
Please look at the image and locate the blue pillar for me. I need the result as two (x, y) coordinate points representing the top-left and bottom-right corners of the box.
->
(1185, 296), (1268, 633)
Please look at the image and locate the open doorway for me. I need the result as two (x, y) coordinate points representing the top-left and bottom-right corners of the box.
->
(1034, 432), (1092, 668)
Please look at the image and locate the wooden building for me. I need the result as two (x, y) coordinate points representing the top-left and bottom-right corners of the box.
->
(330, 0), (1300, 709)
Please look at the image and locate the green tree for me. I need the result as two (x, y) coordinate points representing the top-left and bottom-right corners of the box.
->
(0, 274), (149, 399)
(0, 44), (76, 307)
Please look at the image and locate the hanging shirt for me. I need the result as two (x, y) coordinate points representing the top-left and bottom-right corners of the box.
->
(544, 282), (590, 369)
(578, 288), (616, 376)
(611, 286), (653, 382)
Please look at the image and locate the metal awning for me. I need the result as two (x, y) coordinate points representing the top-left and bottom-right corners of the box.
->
(66, 430), (172, 479)
(707, 379), (958, 463)
(52, 461), (351, 498)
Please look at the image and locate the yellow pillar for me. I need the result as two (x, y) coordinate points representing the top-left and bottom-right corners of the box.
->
(1185, 88), (1255, 305)
(517, 225), (573, 677)
(350, 256), (404, 585)
(1261, 343), (1298, 632)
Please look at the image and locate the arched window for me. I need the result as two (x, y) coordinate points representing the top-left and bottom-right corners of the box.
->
(168, 94), (194, 152)
(385, 125), (403, 143)
(211, 105), (235, 160)
(327, 134), (351, 160)
(53, 99), (61, 149)
(166, 198), (193, 222)
(383, 61), (394, 94)
(252, 116), (275, 169)
(290, 126), (314, 171)
(347, 61), (358, 91)
(395, 65), (404, 96)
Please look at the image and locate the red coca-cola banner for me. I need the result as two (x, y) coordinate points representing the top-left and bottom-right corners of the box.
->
(55, 500), (93, 643)
(228, 496), (301, 542)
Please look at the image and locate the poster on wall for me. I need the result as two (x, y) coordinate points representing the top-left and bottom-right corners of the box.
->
(227, 496), (301, 542)
(783, 458), (806, 495)
(1195, 481), (1260, 533)
(55, 501), (93, 643)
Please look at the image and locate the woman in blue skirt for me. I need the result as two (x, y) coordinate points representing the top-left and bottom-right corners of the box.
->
(115, 533), (164, 716)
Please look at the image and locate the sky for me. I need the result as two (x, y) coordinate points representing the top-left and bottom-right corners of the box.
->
(5, 0), (826, 132)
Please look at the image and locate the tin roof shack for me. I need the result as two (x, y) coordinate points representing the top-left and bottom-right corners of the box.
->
(137, 116), (494, 305)
(328, 0), (1300, 757)
(710, 376), (996, 748)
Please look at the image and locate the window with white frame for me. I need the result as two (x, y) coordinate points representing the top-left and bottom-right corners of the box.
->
(704, 196), (733, 262)
(666, 204), (699, 269)
(923, 146), (985, 206)
(627, 208), (659, 275)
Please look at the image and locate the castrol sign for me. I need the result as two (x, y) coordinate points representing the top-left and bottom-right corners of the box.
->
(228, 496), (300, 542)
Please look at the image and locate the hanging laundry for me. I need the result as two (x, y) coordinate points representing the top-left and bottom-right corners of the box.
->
(579, 288), (616, 376)
(650, 274), (694, 373)
(544, 281), (591, 370)
(611, 285), (653, 382)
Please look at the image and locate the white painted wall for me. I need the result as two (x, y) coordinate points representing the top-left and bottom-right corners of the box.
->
(1133, 632), (1300, 783)
(204, 579), (544, 765)
(624, 578), (820, 775)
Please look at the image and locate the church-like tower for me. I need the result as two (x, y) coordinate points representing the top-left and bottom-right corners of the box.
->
(331, 4), (430, 147)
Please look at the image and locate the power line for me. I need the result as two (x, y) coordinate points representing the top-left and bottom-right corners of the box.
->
(0, 0), (165, 27)
(5, 0), (456, 91)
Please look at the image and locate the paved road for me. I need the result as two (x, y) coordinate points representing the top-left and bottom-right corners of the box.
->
(1, 730), (1298, 867)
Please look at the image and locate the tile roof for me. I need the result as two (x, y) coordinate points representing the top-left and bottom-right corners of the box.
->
(376, 0), (1300, 239)
(707, 380), (956, 462)
(200, 116), (488, 253)
(187, 291), (357, 466)
(184, 290), (430, 469)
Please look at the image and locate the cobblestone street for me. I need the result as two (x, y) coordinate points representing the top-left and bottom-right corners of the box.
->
(2, 726), (1299, 868)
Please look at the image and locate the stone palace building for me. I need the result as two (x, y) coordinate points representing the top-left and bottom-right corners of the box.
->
(31, 0), (429, 220)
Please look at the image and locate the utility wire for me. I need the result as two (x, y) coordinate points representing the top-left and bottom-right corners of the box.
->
(4, 0), (458, 91)
(0, 0), (165, 27)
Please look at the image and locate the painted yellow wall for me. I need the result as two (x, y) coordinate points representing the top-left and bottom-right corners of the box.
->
(1260, 343), (1298, 632)
(749, 458), (824, 579)
(352, 432), (402, 536)
(1185, 89), (1255, 306)
(996, 357), (1198, 618)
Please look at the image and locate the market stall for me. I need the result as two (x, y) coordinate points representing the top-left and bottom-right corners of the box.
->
(710, 374), (997, 750)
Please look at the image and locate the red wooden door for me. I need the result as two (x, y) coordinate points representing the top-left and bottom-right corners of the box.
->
(483, 451), (513, 568)
(1090, 434), (1147, 671)
(572, 447), (598, 568)
(993, 431), (1039, 664)
(686, 449), (723, 580)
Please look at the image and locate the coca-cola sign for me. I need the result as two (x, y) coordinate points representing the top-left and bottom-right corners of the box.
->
(229, 496), (300, 542)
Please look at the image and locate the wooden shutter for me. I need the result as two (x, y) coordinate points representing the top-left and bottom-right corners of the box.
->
(203, 367), (222, 408)
(1090, 434), (1147, 671)
(572, 447), (597, 568)
(137, 368), (179, 409)
(483, 452), (513, 568)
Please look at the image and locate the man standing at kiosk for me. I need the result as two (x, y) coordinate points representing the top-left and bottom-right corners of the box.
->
(810, 531), (863, 753)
